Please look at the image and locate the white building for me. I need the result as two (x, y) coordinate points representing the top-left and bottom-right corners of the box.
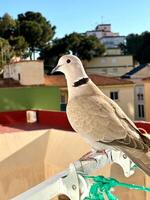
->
(83, 55), (133, 77)
(122, 64), (150, 120)
(3, 61), (44, 86)
(86, 24), (125, 48)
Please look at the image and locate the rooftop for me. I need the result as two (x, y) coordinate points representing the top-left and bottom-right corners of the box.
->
(122, 64), (147, 78)
(45, 74), (133, 87)
(0, 78), (21, 88)
(143, 77), (150, 81)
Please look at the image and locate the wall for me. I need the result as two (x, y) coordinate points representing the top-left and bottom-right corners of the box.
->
(106, 48), (122, 55)
(134, 85), (145, 120)
(84, 56), (133, 68)
(0, 86), (60, 112)
(85, 65), (133, 77)
(3, 61), (44, 85)
(3, 63), (20, 80)
(83, 55), (133, 77)
(20, 61), (44, 85)
(0, 110), (149, 133)
(100, 85), (135, 120)
(0, 129), (149, 200)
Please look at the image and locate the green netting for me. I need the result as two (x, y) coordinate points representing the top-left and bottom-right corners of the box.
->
(84, 175), (150, 200)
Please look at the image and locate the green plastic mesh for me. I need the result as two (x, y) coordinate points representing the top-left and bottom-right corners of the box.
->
(84, 175), (150, 200)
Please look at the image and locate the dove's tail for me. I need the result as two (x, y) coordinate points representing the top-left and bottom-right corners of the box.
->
(123, 148), (150, 176)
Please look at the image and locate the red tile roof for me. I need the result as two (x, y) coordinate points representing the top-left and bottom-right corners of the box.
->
(0, 78), (21, 88)
(45, 74), (133, 87)
(143, 77), (150, 81)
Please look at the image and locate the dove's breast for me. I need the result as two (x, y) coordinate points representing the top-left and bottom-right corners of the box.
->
(67, 95), (111, 142)
(67, 97), (95, 135)
(66, 93), (131, 148)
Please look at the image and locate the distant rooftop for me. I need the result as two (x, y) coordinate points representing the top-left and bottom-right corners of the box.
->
(98, 24), (111, 26)
(45, 74), (133, 87)
(143, 77), (150, 81)
(122, 64), (147, 78)
(0, 78), (45, 88)
(0, 78), (21, 88)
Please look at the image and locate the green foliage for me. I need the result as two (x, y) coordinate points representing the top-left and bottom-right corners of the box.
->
(120, 31), (150, 64)
(17, 11), (56, 58)
(0, 11), (55, 61)
(0, 13), (28, 62)
(0, 38), (12, 69)
(40, 32), (105, 72)
(65, 33), (105, 60)
(9, 36), (28, 56)
(0, 13), (16, 39)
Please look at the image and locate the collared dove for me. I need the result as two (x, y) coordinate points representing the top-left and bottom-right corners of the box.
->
(52, 55), (150, 176)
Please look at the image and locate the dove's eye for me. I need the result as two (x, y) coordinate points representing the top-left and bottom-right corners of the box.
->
(66, 59), (71, 63)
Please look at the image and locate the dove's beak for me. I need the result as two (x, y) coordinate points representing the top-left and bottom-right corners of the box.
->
(51, 65), (61, 74)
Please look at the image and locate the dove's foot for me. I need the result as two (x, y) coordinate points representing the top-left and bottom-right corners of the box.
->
(79, 149), (107, 161)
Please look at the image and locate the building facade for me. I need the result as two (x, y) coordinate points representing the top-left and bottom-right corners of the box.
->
(86, 24), (125, 48)
(45, 74), (135, 120)
(122, 64), (150, 121)
(83, 55), (133, 77)
(3, 61), (44, 85)
(143, 78), (150, 121)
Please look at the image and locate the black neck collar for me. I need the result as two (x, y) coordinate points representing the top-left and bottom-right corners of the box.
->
(73, 77), (89, 87)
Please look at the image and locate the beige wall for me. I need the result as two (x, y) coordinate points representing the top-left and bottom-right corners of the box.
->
(106, 48), (122, 55)
(85, 65), (133, 77)
(60, 84), (135, 120)
(83, 55), (133, 68)
(83, 55), (133, 77)
(0, 129), (149, 200)
(100, 85), (135, 120)
(19, 61), (44, 85)
(3, 61), (44, 85)
(144, 80), (150, 121)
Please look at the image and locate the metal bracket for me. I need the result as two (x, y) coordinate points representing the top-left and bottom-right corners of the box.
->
(111, 150), (135, 177)
(12, 150), (135, 199)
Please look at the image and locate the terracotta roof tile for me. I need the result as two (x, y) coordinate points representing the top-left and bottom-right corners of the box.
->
(0, 78), (21, 88)
(44, 74), (133, 87)
(143, 77), (150, 81)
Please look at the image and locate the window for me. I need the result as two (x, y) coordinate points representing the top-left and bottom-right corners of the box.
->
(61, 95), (65, 103)
(112, 68), (118, 73)
(112, 58), (117, 64)
(138, 104), (144, 118)
(101, 68), (107, 74)
(60, 94), (67, 111)
(110, 91), (119, 100)
(137, 93), (144, 101)
(18, 73), (21, 81)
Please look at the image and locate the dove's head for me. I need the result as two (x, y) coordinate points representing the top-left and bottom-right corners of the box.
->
(51, 55), (88, 83)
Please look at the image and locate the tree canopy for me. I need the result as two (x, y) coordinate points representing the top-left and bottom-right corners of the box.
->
(0, 11), (56, 64)
(120, 31), (150, 64)
(0, 13), (16, 39)
(17, 11), (56, 59)
(40, 32), (105, 72)
(0, 38), (12, 69)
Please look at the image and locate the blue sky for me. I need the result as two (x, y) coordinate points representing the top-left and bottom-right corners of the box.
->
(0, 0), (150, 38)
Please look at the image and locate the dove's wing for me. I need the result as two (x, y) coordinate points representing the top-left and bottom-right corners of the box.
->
(67, 94), (148, 151)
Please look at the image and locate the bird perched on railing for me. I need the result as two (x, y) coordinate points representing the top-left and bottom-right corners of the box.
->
(52, 55), (150, 176)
